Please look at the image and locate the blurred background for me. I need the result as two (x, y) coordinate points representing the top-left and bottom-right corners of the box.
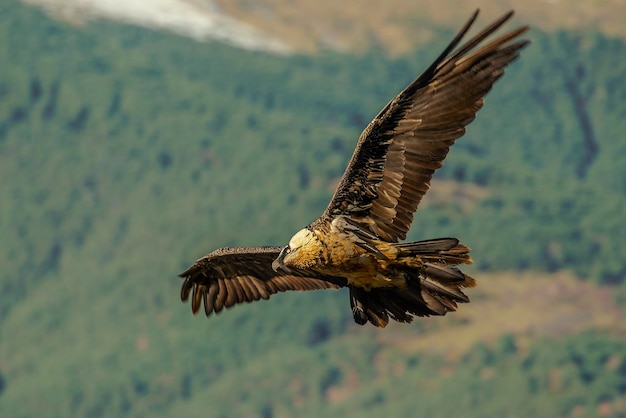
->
(1, 0), (626, 417)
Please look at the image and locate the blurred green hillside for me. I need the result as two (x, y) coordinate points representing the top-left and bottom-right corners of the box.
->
(1, 1), (625, 417)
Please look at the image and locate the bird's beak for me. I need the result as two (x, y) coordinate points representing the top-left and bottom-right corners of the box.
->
(271, 259), (281, 272)
(272, 246), (291, 273)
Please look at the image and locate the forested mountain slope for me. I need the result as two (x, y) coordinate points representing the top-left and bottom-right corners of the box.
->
(1, 1), (625, 417)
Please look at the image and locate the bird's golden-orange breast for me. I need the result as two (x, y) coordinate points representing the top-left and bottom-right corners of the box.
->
(310, 229), (406, 290)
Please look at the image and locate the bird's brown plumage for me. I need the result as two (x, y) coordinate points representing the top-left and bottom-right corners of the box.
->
(180, 247), (346, 316)
(317, 10), (528, 242)
(179, 10), (529, 327)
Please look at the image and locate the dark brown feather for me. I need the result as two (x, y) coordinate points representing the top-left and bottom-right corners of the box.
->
(317, 10), (529, 242)
(179, 247), (347, 317)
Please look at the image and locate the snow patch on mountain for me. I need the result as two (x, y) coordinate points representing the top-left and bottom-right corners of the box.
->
(23, 0), (291, 54)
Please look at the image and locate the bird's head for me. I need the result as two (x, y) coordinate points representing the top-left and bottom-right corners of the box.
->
(272, 228), (321, 273)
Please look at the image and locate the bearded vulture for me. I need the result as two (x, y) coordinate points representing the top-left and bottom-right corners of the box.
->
(179, 10), (529, 327)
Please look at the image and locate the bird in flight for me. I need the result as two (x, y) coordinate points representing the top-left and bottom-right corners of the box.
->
(179, 10), (529, 327)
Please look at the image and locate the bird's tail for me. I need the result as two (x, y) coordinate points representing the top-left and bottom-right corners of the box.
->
(350, 238), (476, 327)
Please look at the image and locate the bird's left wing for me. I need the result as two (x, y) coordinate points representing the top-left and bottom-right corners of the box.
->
(179, 246), (347, 316)
(318, 11), (529, 242)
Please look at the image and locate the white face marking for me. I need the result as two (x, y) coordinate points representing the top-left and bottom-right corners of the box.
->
(288, 228), (313, 251)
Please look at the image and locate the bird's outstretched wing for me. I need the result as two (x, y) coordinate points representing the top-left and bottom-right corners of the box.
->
(319, 10), (529, 242)
(179, 246), (347, 316)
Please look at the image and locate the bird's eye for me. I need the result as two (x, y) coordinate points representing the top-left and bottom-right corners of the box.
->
(285, 245), (292, 254)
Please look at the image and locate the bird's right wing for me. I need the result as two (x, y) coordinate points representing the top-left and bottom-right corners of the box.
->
(179, 246), (347, 317)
